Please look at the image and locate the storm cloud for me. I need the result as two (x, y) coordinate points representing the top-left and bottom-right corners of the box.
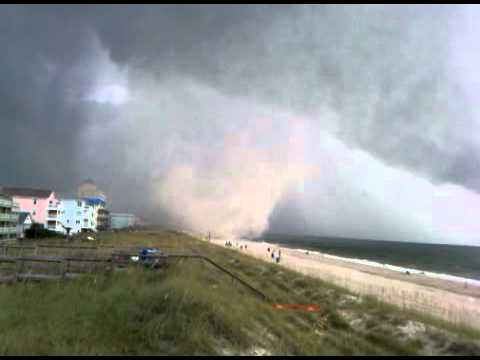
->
(1, 5), (480, 244)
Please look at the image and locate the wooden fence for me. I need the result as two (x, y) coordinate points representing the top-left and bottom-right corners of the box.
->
(0, 245), (269, 302)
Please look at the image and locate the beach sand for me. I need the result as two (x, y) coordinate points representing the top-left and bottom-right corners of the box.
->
(209, 238), (480, 331)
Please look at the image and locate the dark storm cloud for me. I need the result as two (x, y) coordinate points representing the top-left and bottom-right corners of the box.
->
(0, 5), (98, 191)
(0, 4), (275, 196)
(82, 4), (480, 192)
(1, 5), (480, 237)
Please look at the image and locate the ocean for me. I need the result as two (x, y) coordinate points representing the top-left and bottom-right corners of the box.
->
(261, 234), (480, 281)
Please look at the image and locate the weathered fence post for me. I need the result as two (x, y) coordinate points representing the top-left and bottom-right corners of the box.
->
(63, 259), (70, 279)
(16, 259), (24, 281)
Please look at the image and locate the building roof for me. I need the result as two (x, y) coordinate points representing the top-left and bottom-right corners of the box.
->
(83, 196), (106, 206)
(0, 187), (52, 198)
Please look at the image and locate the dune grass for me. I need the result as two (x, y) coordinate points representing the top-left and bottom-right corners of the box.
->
(0, 230), (479, 355)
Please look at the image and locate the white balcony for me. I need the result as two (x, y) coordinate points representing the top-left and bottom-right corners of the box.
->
(0, 198), (12, 207)
(0, 213), (18, 222)
(0, 227), (16, 235)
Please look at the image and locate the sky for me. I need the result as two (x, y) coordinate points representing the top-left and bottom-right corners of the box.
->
(1, 5), (480, 245)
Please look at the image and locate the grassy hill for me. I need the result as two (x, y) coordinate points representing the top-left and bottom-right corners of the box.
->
(0, 231), (479, 355)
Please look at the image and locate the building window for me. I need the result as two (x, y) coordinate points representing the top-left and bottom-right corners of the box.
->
(32, 210), (36, 216)
(67, 220), (69, 224)
(33, 198), (37, 205)
(49, 200), (52, 205)
(76, 220), (80, 225)
(77, 201), (82, 207)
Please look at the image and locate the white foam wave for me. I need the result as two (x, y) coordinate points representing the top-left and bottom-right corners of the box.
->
(294, 248), (480, 287)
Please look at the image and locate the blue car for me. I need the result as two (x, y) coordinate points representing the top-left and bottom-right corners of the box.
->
(139, 248), (164, 268)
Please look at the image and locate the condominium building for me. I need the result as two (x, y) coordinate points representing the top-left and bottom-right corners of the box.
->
(0, 194), (18, 240)
(83, 196), (109, 231)
(57, 198), (95, 235)
(0, 187), (61, 231)
(58, 196), (109, 234)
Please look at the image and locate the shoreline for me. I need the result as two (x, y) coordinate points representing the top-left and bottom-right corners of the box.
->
(205, 236), (480, 331)
(288, 247), (480, 287)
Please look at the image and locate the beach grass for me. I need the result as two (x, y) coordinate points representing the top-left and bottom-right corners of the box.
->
(0, 230), (479, 355)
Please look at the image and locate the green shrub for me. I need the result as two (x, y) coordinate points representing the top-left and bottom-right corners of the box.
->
(25, 224), (61, 239)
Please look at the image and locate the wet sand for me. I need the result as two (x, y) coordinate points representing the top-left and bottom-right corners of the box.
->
(209, 238), (480, 331)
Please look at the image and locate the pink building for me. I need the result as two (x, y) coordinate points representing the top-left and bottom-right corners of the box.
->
(0, 187), (61, 231)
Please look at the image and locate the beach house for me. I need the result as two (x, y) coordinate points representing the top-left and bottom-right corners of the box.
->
(0, 187), (61, 231)
(74, 179), (110, 231)
(58, 196), (110, 234)
(57, 198), (94, 234)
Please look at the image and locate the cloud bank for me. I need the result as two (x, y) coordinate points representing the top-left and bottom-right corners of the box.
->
(2, 5), (480, 244)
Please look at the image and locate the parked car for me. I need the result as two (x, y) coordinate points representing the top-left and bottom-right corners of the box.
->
(139, 248), (165, 269)
(110, 247), (165, 270)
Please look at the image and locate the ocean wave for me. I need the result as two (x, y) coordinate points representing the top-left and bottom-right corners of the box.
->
(295, 248), (480, 286)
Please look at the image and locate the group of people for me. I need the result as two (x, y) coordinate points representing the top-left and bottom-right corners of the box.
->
(224, 241), (281, 263)
(224, 241), (247, 251)
(267, 247), (281, 263)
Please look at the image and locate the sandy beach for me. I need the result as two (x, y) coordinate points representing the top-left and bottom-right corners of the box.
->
(208, 238), (480, 331)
